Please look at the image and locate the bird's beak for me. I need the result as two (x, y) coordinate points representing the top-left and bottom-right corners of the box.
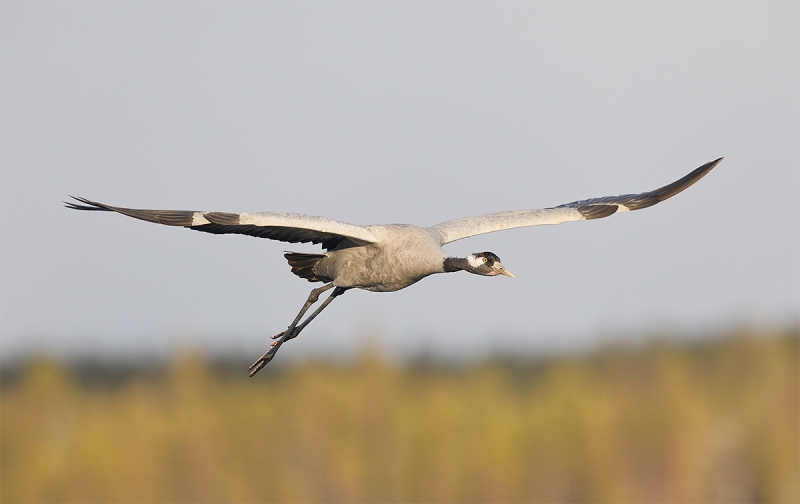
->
(493, 263), (514, 278)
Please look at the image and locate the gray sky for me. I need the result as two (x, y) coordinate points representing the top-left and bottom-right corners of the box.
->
(2, 1), (798, 361)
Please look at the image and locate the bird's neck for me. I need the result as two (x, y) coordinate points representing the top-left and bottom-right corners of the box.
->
(442, 256), (471, 273)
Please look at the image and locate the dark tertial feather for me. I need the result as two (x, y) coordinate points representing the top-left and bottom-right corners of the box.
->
(284, 252), (329, 283)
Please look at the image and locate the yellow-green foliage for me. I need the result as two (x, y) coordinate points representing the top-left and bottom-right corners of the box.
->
(2, 329), (797, 503)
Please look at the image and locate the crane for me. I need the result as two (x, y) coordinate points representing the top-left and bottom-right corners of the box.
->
(66, 157), (722, 375)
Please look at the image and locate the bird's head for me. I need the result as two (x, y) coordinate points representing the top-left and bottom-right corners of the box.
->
(466, 252), (514, 278)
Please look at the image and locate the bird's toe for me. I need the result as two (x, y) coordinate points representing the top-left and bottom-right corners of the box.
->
(248, 346), (279, 375)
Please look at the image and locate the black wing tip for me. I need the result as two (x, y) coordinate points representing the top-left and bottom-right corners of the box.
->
(688, 157), (724, 179)
(653, 156), (724, 204)
(565, 157), (724, 214)
(701, 156), (724, 172)
(64, 196), (112, 211)
(64, 196), (198, 227)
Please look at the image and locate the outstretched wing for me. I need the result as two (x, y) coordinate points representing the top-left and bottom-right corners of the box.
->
(65, 197), (379, 250)
(430, 158), (722, 245)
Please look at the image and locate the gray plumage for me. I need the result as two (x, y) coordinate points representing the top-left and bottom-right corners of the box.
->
(66, 157), (722, 375)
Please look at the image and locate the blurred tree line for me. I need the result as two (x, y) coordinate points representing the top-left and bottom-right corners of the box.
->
(1, 327), (797, 503)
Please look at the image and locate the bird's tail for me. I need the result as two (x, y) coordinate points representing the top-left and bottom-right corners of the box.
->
(284, 252), (327, 283)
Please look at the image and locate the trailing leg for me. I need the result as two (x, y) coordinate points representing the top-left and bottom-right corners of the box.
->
(283, 286), (347, 342)
(271, 283), (335, 340)
(248, 285), (347, 376)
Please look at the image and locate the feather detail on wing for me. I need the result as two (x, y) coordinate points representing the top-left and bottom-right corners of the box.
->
(65, 197), (378, 250)
(430, 158), (722, 245)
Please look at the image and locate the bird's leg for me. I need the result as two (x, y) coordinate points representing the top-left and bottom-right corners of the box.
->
(248, 285), (346, 377)
(282, 286), (346, 342)
(270, 283), (335, 340)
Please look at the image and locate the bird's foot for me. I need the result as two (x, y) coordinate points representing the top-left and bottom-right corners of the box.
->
(249, 344), (279, 377)
(250, 330), (296, 376)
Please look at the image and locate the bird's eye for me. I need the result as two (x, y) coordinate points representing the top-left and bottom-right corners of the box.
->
(482, 257), (488, 263)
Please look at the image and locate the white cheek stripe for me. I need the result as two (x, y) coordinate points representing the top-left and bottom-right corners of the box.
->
(467, 255), (484, 268)
(191, 212), (210, 225)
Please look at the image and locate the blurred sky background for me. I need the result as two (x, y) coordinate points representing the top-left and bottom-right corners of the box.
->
(1, 1), (798, 361)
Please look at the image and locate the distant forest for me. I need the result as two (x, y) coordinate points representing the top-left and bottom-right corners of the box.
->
(2, 327), (797, 503)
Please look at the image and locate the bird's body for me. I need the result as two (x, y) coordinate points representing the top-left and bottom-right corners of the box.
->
(314, 224), (448, 292)
(67, 158), (722, 375)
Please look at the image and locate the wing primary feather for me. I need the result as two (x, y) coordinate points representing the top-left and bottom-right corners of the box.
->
(640, 156), (722, 206)
(557, 157), (723, 211)
(64, 196), (112, 211)
(64, 196), (197, 225)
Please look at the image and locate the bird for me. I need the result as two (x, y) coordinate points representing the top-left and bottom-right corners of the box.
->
(66, 157), (722, 375)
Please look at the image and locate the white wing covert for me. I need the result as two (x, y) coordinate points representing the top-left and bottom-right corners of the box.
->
(64, 197), (378, 250)
(430, 158), (722, 245)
